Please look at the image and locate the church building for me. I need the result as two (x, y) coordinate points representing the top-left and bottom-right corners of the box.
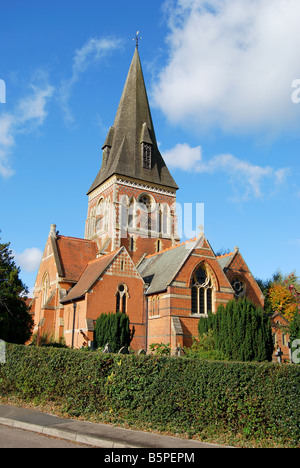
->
(32, 46), (264, 352)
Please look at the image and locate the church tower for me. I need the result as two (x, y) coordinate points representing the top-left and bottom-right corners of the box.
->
(85, 46), (179, 263)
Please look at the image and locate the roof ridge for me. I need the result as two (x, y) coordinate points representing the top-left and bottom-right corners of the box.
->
(216, 252), (234, 259)
(87, 249), (120, 265)
(145, 237), (197, 259)
(57, 235), (95, 243)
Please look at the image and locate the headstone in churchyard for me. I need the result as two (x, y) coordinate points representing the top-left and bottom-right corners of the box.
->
(275, 346), (283, 363)
(118, 346), (129, 354)
(176, 343), (183, 357)
(0, 340), (5, 363)
(103, 343), (112, 353)
(137, 349), (146, 355)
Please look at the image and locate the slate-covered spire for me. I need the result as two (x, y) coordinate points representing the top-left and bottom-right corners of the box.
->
(87, 47), (178, 194)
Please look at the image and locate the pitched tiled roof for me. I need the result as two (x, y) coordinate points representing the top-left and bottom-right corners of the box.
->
(61, 249), (119, 303)
(216, 252), (235, 270)
(55, 236), (98, 282)
(138, 238), (199, 295)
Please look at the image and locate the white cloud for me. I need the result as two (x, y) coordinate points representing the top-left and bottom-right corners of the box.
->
(0, 35), (122, 177)
(17, 85), (54, 124)
(162, 143), (289, 200)
(0, 84), (54, 178)
(156, 0), (300, 134)
(14, 247), (43, 273)
(59, 36), (122, 124)
(163, 143), (203, 171)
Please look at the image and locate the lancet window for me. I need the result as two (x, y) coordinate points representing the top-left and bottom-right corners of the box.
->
(138, 194), (152, 231)
(116, 284), (128, 314)
(41, 272), (50, 308)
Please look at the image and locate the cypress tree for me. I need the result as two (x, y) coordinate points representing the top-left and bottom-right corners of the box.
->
(94, 312), (133, 352)
(242, 298), (254, 361)
(204, 298), (273, 362)
(198, 312), (215, 336)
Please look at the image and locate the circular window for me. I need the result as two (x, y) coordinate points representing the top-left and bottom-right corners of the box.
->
(138, 194), (152, 211)
(231, 277), (246, 297)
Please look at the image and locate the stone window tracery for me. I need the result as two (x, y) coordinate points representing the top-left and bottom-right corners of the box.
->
(191, 265), (213, 315)
(231, 276), (246, 298)
(138, 194), (152, 231)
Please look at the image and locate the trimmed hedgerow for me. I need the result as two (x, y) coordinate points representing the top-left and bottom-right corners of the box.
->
(0, 344), (299, 446)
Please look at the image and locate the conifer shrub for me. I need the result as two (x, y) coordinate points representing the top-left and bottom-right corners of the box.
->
(93, 312), (134, 353)
(198, 298), (274, 362)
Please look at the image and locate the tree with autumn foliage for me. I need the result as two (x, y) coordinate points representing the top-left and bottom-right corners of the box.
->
(268, 282), (298, 321)
(256, 271), (300, 346)
(268, 273), (300, 320)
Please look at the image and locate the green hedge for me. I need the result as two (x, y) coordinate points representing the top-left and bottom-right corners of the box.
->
(0, 344), (299, 446)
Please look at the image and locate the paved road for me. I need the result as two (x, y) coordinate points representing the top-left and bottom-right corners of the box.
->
(0, 424), (91, 448)
(0, 403), (225, 449)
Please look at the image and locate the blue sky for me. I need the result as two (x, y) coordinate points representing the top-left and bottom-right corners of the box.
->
(0, 0), (300, 294)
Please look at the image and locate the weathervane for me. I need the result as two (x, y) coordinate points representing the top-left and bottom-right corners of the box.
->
(133, 31), (142, 48)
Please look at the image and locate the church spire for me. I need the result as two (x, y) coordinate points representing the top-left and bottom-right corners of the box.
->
(87, 47), (178, 195)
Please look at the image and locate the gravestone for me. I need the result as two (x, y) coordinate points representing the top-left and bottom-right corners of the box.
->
(275, 346), (283, 363)
(118, 346), (129, 354)
(103, 343), (112, 353)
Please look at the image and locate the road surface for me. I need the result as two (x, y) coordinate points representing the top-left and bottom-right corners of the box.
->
(0, 423), (92, 448)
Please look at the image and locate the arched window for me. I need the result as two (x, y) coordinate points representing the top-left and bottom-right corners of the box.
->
(128, 197), (135, 229)
(156, 239), (162, 252)
(158, 205), (162, 234)
(138, 194), (152, 231)
(162, 203), (170, 235)
(191, 265), (213, 315)
(96, 199), (105, 232)
(42, 272), (50, 307)
(116, 284), (128, 314)
(129, 235), (135, 252)
(119, 195), (129, 237)
(89, 207), (96, 237)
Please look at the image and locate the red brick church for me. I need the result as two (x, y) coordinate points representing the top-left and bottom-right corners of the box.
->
(31, 47), (264, 352)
